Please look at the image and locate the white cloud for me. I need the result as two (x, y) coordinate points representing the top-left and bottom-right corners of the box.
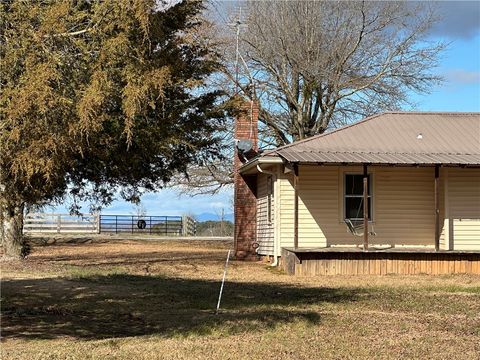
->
(446, 69), (480, 84)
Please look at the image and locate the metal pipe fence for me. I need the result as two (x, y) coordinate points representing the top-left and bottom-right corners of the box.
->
(99, 215), (196, 236)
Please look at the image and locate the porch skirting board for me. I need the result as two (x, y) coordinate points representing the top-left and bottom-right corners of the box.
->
(281, 248), (480, 276)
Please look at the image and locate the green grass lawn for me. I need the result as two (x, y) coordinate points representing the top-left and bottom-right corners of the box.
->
(1, 238), (479, 359)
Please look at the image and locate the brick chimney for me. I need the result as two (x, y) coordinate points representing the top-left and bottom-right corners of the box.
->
(234, 100), (258, 259)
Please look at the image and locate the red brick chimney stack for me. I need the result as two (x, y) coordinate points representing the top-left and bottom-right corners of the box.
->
(234, 100), (259, 259)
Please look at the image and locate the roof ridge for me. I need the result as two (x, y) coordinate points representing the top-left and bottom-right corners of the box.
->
(382, 111), (480, 115)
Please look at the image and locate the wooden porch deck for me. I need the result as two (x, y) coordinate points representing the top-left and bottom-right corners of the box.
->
(281, 247), (480, 276)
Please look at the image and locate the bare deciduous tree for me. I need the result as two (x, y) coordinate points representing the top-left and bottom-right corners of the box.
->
(236, 0), (445, 144)
(173, 0), (446, 194)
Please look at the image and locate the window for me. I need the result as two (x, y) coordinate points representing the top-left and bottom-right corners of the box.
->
(344, 174), (372, 221)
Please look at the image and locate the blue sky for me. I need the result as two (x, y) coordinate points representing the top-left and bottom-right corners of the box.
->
(53, 188), (234, 221)
(415, 1), (480, 111)
(55, 1), (480, 220)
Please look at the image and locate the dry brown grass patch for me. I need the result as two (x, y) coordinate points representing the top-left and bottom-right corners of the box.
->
(1, 237), (479, 359)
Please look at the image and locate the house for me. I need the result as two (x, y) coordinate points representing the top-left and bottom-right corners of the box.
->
(233, 104), (480, 275)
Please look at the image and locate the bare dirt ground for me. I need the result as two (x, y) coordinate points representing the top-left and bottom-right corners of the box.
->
(1, 237), (479, 359)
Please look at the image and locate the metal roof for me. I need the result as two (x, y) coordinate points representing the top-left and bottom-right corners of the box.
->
(262, 112), (480, 166)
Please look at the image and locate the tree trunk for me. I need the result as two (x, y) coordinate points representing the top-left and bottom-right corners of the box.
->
(1, 203), (27, 258)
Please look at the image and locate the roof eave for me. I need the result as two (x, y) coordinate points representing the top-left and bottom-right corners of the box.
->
(279, 160), (480, 167)
(238, 156), (283, 174)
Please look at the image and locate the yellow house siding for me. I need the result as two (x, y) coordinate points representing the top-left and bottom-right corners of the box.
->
(296, 166), (335, 247)
(278, 166), (346, 247)
(447, 168), (480, 250)
(373, 167), (436, 246)
(256, 173), (274, 255)
(277, 165), (442, 248)
(278, 172), (295, 247)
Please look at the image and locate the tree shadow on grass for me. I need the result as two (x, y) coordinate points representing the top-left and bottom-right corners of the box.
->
(2, 274), (363, 340)
(31, 251), (224, 268)
(27, 236), (111, 247)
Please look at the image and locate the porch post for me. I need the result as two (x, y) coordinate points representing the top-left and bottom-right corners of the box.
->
(434, 165), (440, 251)
(293, 164), (299, 249)
(363, 164), (369, 251)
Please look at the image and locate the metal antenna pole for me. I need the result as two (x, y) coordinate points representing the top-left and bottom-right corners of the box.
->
(234, 9), (241, 93)
(228, 7), (247, 95)
(216, 249), (231, 314)
(228, 6), (258, 142)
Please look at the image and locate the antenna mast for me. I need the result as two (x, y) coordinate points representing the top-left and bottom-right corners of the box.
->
(228, 6), (247, 94)
(228, 5), (256, 141)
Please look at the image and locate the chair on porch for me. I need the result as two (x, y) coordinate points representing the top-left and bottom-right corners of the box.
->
(344, 194), (376, 237)
(344, 218), (376, 237)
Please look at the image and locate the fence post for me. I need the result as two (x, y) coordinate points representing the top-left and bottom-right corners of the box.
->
(57, 215), (61, 233)
(115, 216), (118, 234)
(96, 213), (101, 234)
(164, 216), (168, 235)
(149, 216), (152, 234)
(132, 216), (134, 234)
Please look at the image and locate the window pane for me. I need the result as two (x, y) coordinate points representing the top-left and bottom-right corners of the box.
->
(345, 197), (371, 220)
(345, 174), (370, 195)
(345, 197), (362, 219)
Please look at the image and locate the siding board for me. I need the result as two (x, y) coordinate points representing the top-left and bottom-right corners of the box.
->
(447, 168), (480, 250)
(256, 173), (274, 255)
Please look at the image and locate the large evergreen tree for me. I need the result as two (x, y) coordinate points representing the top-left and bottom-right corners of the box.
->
(0, 0), (226, 257)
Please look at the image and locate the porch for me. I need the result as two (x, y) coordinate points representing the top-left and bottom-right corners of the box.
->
(282, 247), (480, 276)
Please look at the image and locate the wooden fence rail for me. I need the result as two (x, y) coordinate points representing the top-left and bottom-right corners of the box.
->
(24, 213), (99, 234)
(182, 215), (197, 237)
